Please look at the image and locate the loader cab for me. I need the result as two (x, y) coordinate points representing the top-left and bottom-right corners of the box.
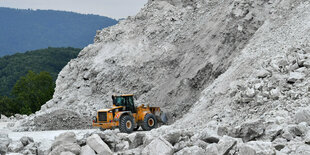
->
(112, 94), (136, 113)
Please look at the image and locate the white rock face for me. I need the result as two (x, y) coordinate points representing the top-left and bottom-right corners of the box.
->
(86, 134), (112, 155)
(142, 137), (174, 155)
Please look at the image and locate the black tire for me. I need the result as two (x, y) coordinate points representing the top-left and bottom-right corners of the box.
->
(100, 127), (105, 131)
(141, 113), (157, 131)
(119, 115), (134, 133)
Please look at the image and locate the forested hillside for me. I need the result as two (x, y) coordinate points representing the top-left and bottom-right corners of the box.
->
(0, 7), (118, 56)
(0, 47), (80, 96)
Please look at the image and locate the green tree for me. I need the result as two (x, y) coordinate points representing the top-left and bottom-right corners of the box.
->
(0, 96), (16, 116)
(12, 71), (55, 114)
(0, 47), (80, 96)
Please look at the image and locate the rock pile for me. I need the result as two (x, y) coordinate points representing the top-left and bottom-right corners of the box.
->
(20, 0), (283, 130)
(5, 113), (310, 155)
(233, 46), (310, 107)
(0, 133), (38, 155)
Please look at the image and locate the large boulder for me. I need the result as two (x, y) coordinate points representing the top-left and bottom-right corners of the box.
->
(257, 69), (271, 78)
(126, 132), (146, 149)
(163, 131), (182, 146)
(95, 130), (121, 151)
(115, 141), (130, 152)
(86, 134), (112, 155)
(51, 132), (77, 149)
(264, 124), (283, 141)
(173, 138), (192, 152)
(195, 129), (220, 143)
(294, 145), (310, 155)
(303, 60), (310, 68)
(231, 119), (265, 142)
(49, 132), (81, 155)
(142, 137), (174, 155)
(238, 141), (275, 155)
(175, 146), (205, 155)
(20, 136), (34, 146)
(0, 114), (9, 122)
(287, 72), (305, 83)
(205, 144), (219, 155)
(0, 133), (11, 154)
(238, 144), (256, 155)
(8, 140), (24, 152)
(272, 138), (286, 151)
(217, 136), (238, 155)
(120, 147), (143, 155)
(192, 139), (208, 149)
(245, 88), (256, 98)
(281, 127), (295, 141)
(80, 145), (96, 155)
(304, 130), (310, 144)
(60, 151), (75, 155)
(37, 140), (53, 155)
(22, 142), (38, 155)
(49, 143), (81, 155)
(295, 107), (310, 125)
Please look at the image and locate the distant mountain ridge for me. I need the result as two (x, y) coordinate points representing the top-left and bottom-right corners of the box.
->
(0, 7), (118, 56)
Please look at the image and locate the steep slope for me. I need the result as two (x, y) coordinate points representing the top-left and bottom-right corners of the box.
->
(0, 7), (118, 56)
(177, 0), (310, 130)
(23, 0), (270, 131)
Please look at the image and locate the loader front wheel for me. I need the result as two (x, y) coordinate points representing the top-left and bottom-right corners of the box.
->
(119, 115), (134, 133)
(142, 113), (157, 131)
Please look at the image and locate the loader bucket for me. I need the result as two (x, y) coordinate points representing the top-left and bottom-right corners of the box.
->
(160, 112), (168, 124)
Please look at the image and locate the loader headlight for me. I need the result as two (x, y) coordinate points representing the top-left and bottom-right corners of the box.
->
(92, 116), (97, 123)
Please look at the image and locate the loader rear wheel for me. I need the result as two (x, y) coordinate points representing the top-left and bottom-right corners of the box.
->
(142, 113), (157, 131)
(119, 115), (134, 133)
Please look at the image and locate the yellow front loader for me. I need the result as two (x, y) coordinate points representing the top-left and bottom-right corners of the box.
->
(92, 94), (168, 133)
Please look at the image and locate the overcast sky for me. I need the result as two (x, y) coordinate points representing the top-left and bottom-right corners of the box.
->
(0, 0), (148, 19)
